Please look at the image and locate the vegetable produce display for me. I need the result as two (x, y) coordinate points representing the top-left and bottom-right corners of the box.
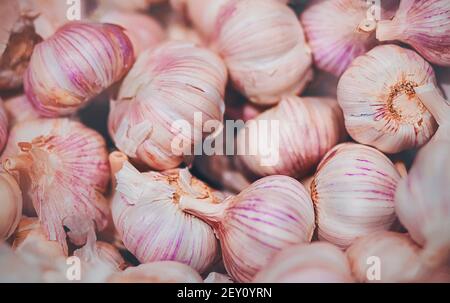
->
(0, 0), (449, 284)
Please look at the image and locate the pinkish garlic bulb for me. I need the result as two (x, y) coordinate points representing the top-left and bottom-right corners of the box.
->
(2, 118), (110, 254)
(311, 143), (400, 249)
(337, 45), (440, 153)
(184, 0), (313, 105)
(254, 242), (354, 283)
(108, 41), (227, 170)
(111, 160), (219, 273)
(99, 11), (165, 57)
(180, 175), (315, 282)
(301, 0), (399, 76)
(3, 95), (40, 126)
(347, 231), (450, 283)
(0, 100), (8, 153)
(395, 139), (450, 269)
(24, 22), (134, 117)
(236, 96), (346, 178)
(377, 0), (450, 67)
(107, 261), (203, 283)
(0, 171), (23, 240)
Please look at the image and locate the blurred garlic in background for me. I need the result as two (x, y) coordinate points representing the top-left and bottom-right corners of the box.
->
(0, 172), (22, 240)
(0, 100), (8, 152)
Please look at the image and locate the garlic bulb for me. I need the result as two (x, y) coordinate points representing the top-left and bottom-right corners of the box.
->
(337, 45), (439, 153)
(3, 95), (40, 126)
(2, 118), (110, 254)
(24, 22), (134, 117)
(0, 100), (8, 152)
(237, 96), (346, 178)
(111, 160), (219, 273)
(254, 242), (354, 283)
(395, 139), (450, 269)
(377, 0), (450, 67)
(311, 143), (400, 249)
(347, 231), (450, 283)
(180, 175), (315, 282)
(108, 41), (227, 170)
(184, 0), (313, 105)
(0, 171), (23, 240)
(107, 261), (203, 283)
(96, 0), (166, 12)
(204, 272), (234, 283)
(99, 11), (165, 56)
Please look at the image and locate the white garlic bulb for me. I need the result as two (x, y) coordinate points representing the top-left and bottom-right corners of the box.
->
(0, 171), (23, 240)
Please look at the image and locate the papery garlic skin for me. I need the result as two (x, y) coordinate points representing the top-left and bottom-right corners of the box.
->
(24, 22), (134, 117)
(107, 261), (203, 283)
(377, 0), (450, 67)
(108, 41), (227, 170)
(111, 161), (219, 273)
(337, 45), (439, 153)
(0, 172), (23, 240)
(184, 0), (313, 105)
(237, 96), (346, 178)
(254, 242), (354, 283)
(395, 140), (450, 269)
(3, 95), (40, 126)
(97, 0), (166, 12)
(0, 101), (8, 152)
(100, 11), (165, 56)
(180, 175), (315, 282)
(2, 118), (110, 254)
(311, 143), (400, 249)
(204, 272), (234, 283)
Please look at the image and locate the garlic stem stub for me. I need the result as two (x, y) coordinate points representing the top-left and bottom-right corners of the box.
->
(236, 96), (346, 178)
(311, 143), (400, 249)
(111, 161), (220, 273)
(2, 118), (110, 254)
(0, 171), (23, 240)
(108, 41), (227, 170)
(24, 21), (135, 117)
(179, 175), (315, 282)
(376, 0), (450, 67)
(395, 139), (450, 269)
(254, 242), (354, 283)
(337, 44), (440, 153)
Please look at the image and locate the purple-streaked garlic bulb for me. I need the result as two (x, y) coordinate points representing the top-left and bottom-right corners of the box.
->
(183, 0), (313, 105)
(301, 0), (399, 76)
(108, 41), (227, 170)
(3, 95), (40, 126)
(107, 261), (203, 283)
(180, 175), (315, 282)
(2, 118), (110, 254)
(24, 22), (134, 117)
(347, 231), (450, 283)
(0, 100), (8, 152)
(377, 0), (450, 67)
(99, 11), (165, 57)
(311, 143), (400, 249)
(204, 272), (234, 283)
(236, 96), (346, 178)
(395, 139), (450, 269)
(337, 45), (440, 153)
(111, 159), (219, 273)
(254, 242), (354, 283)
(0, 171), (22, 240)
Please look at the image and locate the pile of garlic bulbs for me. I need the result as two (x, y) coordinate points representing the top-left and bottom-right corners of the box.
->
(0, 0), (449, 283)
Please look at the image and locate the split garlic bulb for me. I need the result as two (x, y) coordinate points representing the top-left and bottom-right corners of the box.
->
(337, 45), (439, 153)
(3, 95), (40, 126)
(99, 11), (165, 56)
(236, 96), (346, 178)
(0, 171), (23, 240)
(395, 139), (450, 269)
(25, 22), (134, 117)
(2, 118), (110, 254)
(107, 261), (203, 283)
(311, 143), (400, 249)
(347, 231), (450, 283)
(108, 41), (227, 170)
(184, 0), (313, 105)
(377, 0), (450, 67)
(254, 242), (354, 283)
(301, 0), (399, 76)
(0, 100), (8, 152)
(111, 160), (219, 273)
(180, 175), (315, 282)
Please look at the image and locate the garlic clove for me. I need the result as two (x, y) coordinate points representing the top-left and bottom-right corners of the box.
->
(376, 0), (450, 67)
(311, 143), (400, 249)
(337, 44), (439, 153)
(0, 171), (23, 240)
(254, 242), (354, 283)
(180, 175), (315, 282)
